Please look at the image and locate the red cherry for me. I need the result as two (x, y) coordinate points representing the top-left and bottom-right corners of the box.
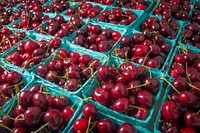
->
(73, 118), (88, 133)
(161, 101), (180, 122)
(112, 31), (121, 41)
(117, 122), (137, 133)
(97, 118), (115, 133)
(82, 103), (98, 120)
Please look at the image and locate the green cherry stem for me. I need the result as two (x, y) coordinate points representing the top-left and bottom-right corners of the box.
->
(160, 78), (180, 94)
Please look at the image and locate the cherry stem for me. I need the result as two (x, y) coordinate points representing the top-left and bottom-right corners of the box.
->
(160, 78), (180, 94)
(22, 57), (35, 73)
(197, 110), (200, 115)
(33, 123), (49, 133)
(112, 64), (121, 76)
(0, 64), (9, 73)
(129, 105), (146, 112)
(71, 97), (92, 109)
(26, 36), (39, 44)
(167, 95), (172, 101)
(176, 46), (181, 54)
(185, 63), (192, 84)
(6, 96), (16, 116)
(8, 81), (23, 89)
(88, 121), (97, 132)
(5, 38), (12, 48)
(158, 119), (164, 123)
(182, 34), (188, 42)
(86, 115), (91, 133)
(0, 91), (5, 98)
(187, 83), (200, 92)
(142, 49), (152, 66)
(125, 52), (128, 62)
(143, 66), (152, 78)
(49, 71), (63, 80)
(127, 82), (150, 90)
(193, 54), (200, 67)
(0, 123), (14, 133)
(91, 74), (101, 88)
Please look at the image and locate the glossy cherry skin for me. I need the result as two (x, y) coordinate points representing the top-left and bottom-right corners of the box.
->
(13, 105), (26, 118)
(184, 111), (200, 129)
(32, 91), (47, 109)
(44, 109), (63, 130)
(93, 87), (111, 105)
(117, 122), (137, 133)
(178, 91), (197, 106)
(19, 90), (34, 108)
(180, 128), (197, 133)
(111, 83), (128, 99)
(73, 118), (88, 133)
(131, 105), (149, 120)
(82, 103), (98, 120)
(113, 97), (129, 113)
(97, 118), (115, 133)
(24, 106), (43, 127)
(137, 90), (155, 108)
(62, 106), (75, 123)
(161, 101), (180, 122)
(6, 71), (22, 84)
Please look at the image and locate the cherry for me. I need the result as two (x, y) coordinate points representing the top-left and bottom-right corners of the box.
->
(73, 118), (88, 133)
(111, 83), (128, 99)
(19, 90), (33, 108)
(178, 91), (197, 106)
(52, 96), (69, 111)
(159, 122), (178, 133)
(112, 97), (129, 113)
(43, 109), (63, 130)
(32, 92), (47, 109)
(137, 90), (155, 108)
(97, 118), (115, 133)
(131, 105), (149, 120)
(62, 106), (75, 123)
(161, 101), (180, 122)
(180, 128), (197, 133)
(82, 103), (98, 120)
(13, 105), (26, 118)
(184, 111), (200, 129)
(24, 106), (43, 127)
(117, 122), (137, 133)
(93, 87), (111, 105)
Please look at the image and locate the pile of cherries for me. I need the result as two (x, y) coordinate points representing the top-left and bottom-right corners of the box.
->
(36, 48), (100, 92)
(72, 0), (115, 5)
(66, 2), (102, 19)
(0, 0), (21, 8)
(153, 0), (191, 21)
(73, 103), (137, 133)
(71, 23), (121, 52)
(0, 67), (24, 107)
(37, 15), (85, 38)
(42, 0), (71, 13)
(0, 8), (21, 26)
(160, 73), (200, 132)
(96, 7), (138, 26)
(12, 11), (49, 30)
(0, 84), (79, 133)
(0, 28), (26, 53)
(116, 0), (152, 10)
(169, 48), (200, 80)
(6, 37), (62, 69)
(115, 32), (171, 69)
(18, 0), (48, 11)
(92, 62), (160, 120)
(140, 17), (180, 40)
(192, 1), (200, 25)
(181, 22), (200, 49)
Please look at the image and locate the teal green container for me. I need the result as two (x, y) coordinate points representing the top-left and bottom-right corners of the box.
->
(0, 79), (83, 132)
(1, 34), (59, 72)
(112, 29), (176, 73)
(32, 41), (108, 97)
(67, 103), (152, 133)
(0, 60), (34, 113)
(82, 56), (165, 127)
(67, 21), (127, 55)
(93, 6), (145, 31)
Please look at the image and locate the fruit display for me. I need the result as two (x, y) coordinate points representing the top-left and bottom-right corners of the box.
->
(0, 64), (33, 107)
(37, 15), (85, 38)
(116, 0), (152, 11)
(70, 23), (123, 52)
(0, 82), (82, 132)
(0, 28), (26, 54)
(65, 2), (103, 20)
(113, 31), (174, 70)
(96, 7), (139, 26)
(180, 22), (200, 49)
(0, 0), (200, 133)
(71, 103), (150, 133)
(5, 36), (62, 69)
